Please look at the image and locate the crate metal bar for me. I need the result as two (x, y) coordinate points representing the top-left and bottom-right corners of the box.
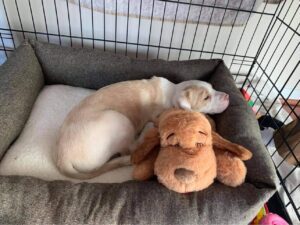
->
(103, 0), (106, 51)
(28, 0), (37, 40)
(251, 36), (300, 107)
(78, 0), (83, 47)
(221, 0), (252, 63)
(242, 0), (291, 88)
(178, 0), (192, 60)
(1, 0), (15, 48)
(167, 0), (180, 60)
(41, 0), (50, 42)
(156, 1), (167, 58)
(234, 0), (271, 79)
(210, 0), (232, 59)
(0, 26), (258, 61)
(276, 17), (300, 37)
(115, 0), (117, 53)
(254, 60), (300, 121)
(146, 0), (155, 59)
(276, 169), (300, 221)
(248, 5), (300, 99)
(0, 33), (7, 57)
(136, 0), (143, 58)
(199, 0), (216, 58)
(15, 0), (25, 39)
(158, 0), (275, 16)
(53, 0), (62, 45)
(289, 184), (300, 196)
(247, 78), (299, 220)
(91, 0), (94, 48)
(188, 2), (203, 60)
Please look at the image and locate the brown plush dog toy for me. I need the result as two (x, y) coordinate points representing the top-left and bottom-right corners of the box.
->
(131, 109), (253, 193)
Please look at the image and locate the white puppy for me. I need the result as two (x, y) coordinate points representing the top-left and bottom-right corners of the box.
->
(56, 77), (229, 179)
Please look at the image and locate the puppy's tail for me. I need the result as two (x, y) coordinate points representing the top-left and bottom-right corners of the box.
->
(58, 155), (131, 180)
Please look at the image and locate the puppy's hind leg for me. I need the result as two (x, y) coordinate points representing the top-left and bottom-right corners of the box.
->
(95, 155), (132, 175)
(57, 110), (135, 179)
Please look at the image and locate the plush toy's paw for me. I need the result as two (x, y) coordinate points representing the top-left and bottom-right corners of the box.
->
(215, 150), (247, 187)
(133, 164), (154, 181)
(132, 147), (159, 181)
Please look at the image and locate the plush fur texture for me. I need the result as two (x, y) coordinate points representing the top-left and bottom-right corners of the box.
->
(131, 109), (253, 193)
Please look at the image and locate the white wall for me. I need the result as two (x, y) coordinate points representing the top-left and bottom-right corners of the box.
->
(0, 0), (299, 97)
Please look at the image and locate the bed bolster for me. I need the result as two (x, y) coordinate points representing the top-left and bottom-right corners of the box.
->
(0, 41), (44, 159)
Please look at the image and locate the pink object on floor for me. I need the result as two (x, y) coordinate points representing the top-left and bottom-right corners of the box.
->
(259, 213), (289, 225)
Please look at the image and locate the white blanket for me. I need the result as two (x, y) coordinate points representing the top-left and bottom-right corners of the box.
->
(0, 85), (133, 183)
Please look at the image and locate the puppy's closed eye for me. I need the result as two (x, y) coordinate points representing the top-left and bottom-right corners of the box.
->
(204, 96), (210, 100)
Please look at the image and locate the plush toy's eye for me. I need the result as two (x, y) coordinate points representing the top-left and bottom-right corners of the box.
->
(198, 131), (207, 136)
(166, 133), (175, 140)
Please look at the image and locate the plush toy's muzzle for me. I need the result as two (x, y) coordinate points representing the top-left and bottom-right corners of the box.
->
(154, 145), (217, 193)
(174, 168), (196, 183)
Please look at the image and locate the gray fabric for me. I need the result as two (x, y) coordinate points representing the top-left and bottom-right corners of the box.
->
(31, 41), (221, 89)
(0, 41), (277, 224)
(209, 62), (278, 188)
(0, 41), (44, 160)
(0, 176), (274, 225)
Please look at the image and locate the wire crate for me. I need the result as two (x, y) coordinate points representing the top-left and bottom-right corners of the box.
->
(0, 0), (299, 223)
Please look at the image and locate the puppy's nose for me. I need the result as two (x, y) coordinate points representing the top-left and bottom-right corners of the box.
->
(174, 168), (196, 183)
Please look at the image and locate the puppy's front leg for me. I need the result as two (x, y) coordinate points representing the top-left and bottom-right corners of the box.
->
(129, 122), (155, 153)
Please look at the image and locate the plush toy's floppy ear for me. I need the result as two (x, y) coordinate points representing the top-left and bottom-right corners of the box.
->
(212, 131), (252, 161)
(131, 127), (160, 164)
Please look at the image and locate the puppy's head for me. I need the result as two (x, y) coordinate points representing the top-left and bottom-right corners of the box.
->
(174, 81), (229, 114)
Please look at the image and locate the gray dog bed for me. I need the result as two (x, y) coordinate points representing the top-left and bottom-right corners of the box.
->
(0, 40), (277, 224)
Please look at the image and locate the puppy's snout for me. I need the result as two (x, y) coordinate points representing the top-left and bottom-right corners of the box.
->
(174, 168), (196, 183)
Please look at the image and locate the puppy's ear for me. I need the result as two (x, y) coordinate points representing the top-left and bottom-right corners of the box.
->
(177, 86), (204, 110)
(131, 128), (160, 164)
(212, 131), (252, 161)
(177, 93), (191, 110)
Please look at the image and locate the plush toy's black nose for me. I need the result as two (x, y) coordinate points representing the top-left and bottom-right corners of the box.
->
(174, 168), (196, 183)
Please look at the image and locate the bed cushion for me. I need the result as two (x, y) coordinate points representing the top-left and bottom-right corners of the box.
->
(0, 41), (44, 159)
(208, 64), (278, 187)
(0, 176), (273, 225)
(0, 85), (133, 183)
(30, 40), (221, 89)
(0, 41), (277, 224)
